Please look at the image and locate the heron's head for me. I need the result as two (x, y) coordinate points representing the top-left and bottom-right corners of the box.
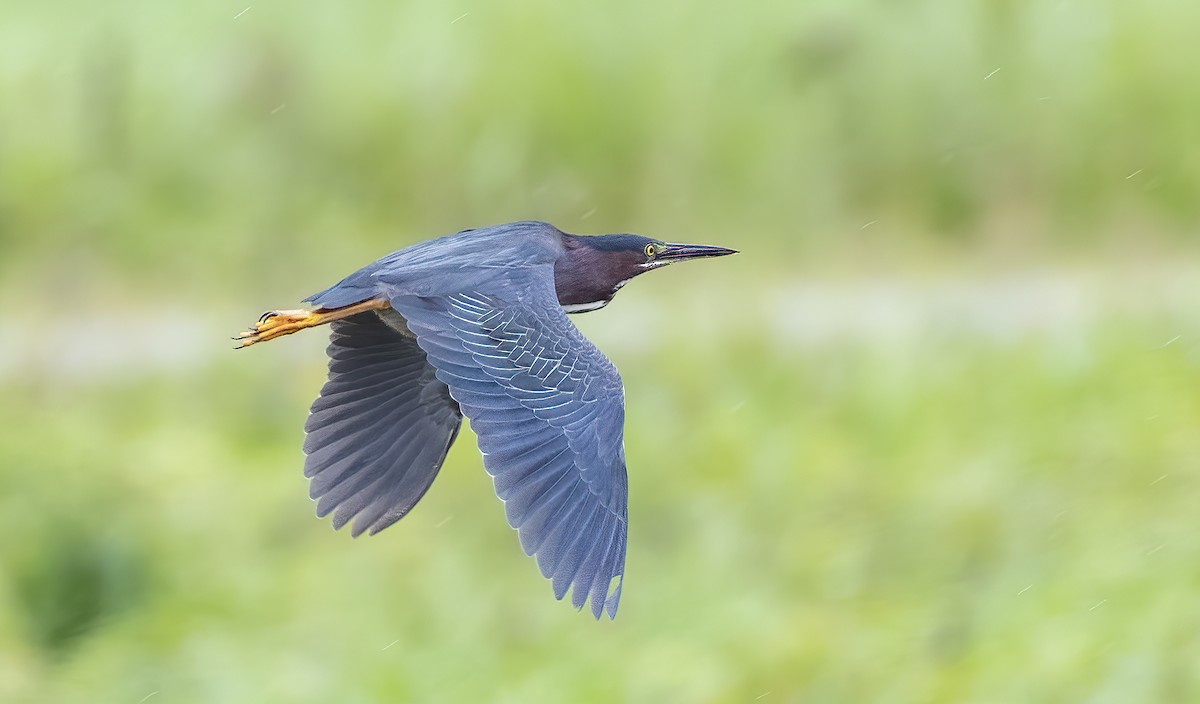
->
(555, 233), (737, 314)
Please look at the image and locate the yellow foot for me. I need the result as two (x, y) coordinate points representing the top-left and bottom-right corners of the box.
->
(234, 298), (391, 348)
(235, 309), (320, 347)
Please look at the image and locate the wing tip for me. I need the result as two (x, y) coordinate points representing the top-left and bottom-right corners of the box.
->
(552, 573), (623, 620)
(604, 576), (623, 619)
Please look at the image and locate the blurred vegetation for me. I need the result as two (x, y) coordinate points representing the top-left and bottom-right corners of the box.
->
(2, 307), (1199, 702)
(2, 0), (1199, 303)
(1, 0), (1199, 702)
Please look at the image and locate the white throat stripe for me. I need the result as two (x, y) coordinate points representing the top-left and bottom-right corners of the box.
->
(561, 300), (610, 314)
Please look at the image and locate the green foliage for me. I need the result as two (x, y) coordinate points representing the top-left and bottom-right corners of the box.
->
(11, 529), (148, 657)
(2, 0), (1199, 302)
(1, 298), (1198, 701)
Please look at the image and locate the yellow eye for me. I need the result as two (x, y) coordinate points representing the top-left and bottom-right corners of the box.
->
(644, 243), (657, 258)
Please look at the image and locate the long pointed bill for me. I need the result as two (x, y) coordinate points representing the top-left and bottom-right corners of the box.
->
(655, 242), (739, 264)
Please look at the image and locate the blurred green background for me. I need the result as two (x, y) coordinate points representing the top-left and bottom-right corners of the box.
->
(2, 0), (1198, 701)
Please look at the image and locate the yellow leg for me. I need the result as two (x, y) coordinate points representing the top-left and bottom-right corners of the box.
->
(234, 298), (391, 348)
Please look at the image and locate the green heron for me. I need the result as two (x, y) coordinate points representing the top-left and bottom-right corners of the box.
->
(236, 221), (736, 618)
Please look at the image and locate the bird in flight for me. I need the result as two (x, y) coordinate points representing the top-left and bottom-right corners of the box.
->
(236, 221), (736, 618)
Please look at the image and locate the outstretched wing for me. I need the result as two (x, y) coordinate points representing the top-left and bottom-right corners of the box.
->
(303, 312), (462, 537)
(391, 270), (629, 619)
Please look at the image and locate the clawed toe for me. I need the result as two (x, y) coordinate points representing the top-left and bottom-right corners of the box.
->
(234, 329), (261, 348)
(234, 309), (319, 348)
